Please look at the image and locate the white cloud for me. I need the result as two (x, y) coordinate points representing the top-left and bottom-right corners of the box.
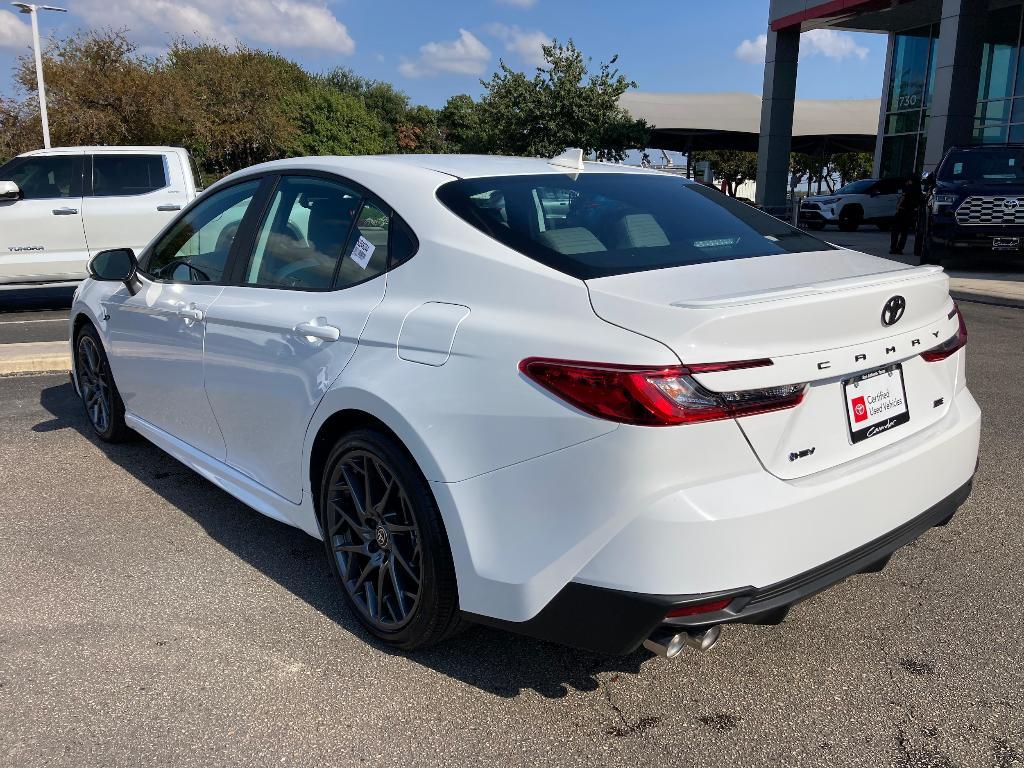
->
(399, 29), (491, 78)
(71, 0), (354, 53)
(734, 29), (869, 64)
(487, 23), (549, 68)
(0, 9), (31, 51)
(497, 0), (537, 7)
(802, 29), (868, 60)
(734, 34), (767, 64)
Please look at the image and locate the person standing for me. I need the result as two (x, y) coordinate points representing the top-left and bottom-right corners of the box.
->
(890, 177), (921, 255)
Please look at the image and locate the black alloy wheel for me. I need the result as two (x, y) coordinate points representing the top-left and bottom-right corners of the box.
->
(321, 430), (463, 649)
(75, 325), (130, 442)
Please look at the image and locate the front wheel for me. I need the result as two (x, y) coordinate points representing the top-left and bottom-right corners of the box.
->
(838, 206), (862, 232)
(320, 429), (463, 650)
(75, 324), (131, 442)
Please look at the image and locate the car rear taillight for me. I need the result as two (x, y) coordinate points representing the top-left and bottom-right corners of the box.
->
(921, 305), (968, 362)
(518, 357), (807, 426)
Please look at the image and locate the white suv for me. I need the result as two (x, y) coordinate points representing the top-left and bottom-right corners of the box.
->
(69, 154), (979, 658)
(800, 177), (905, 232)
(0, 146), (199, 285)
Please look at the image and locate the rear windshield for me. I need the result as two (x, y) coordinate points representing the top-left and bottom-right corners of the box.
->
(436, 173), (832, 279)
(938, 148), (1024, 183)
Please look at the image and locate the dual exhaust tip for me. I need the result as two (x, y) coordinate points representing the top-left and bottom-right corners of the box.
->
(643, 626), (722, 658)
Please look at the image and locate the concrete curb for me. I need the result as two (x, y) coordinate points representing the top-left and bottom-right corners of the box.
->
(0, 341), (70, 375)
(950, 290), (1024, 310)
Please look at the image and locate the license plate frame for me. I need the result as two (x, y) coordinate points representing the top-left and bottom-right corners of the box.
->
(843, 363), (910, 445)
(992, 236), (1020, 251)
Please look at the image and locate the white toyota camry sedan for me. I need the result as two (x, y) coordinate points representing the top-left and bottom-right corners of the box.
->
(70, 152), (980, 658)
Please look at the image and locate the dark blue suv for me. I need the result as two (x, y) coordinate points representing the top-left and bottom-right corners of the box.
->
(922, 144), (1024, 264)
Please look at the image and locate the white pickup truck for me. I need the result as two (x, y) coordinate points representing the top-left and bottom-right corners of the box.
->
(0, 146), (200, 285)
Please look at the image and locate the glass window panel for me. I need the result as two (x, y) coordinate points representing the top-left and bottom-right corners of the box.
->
(976, 99), (1011, 124)
(1011, 98), (1024, 123)
(972, 123), (1009, 143)
(1009, 123), (1024, 142)
(888, 27), (934, 112)
(885, 111), (922, 134)
(147, 180), (259, 283)
(880, 134), (920, 179)
(245, 176), (363, 290)
(977, 6), (1022, 101)
(92, 154), (168, 197)
(0, 155), (83, 199)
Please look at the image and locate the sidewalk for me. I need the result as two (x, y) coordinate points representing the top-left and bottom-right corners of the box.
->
(0, 341), (69, 375)
(823, 228), (1024, 309)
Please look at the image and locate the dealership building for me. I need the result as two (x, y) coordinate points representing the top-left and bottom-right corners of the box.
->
(757, 0), (1024, 209)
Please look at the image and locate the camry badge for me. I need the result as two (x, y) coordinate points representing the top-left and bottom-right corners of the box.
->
(881, 295), (906, 327)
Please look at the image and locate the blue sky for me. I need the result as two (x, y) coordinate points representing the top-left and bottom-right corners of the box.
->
(0, 0), (886, 107)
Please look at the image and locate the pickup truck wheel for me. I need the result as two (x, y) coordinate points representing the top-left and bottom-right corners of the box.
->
(838, 206), (863, 232)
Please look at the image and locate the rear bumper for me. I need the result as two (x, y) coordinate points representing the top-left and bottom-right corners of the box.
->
(467, 477), (973, 655)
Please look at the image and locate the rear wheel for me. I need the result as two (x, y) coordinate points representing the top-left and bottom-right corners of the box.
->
(320, 429), (463, 650)
(75, 324), (131, 442)
(838, 206), (863, 232)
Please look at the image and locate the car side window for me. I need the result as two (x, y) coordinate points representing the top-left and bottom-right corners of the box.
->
(145, 180), (260, 284)
(245, 176), (362, 290)
(92, 154), (168, 197)
(0, 155), (83, 199)
(336, 201), (391, 289)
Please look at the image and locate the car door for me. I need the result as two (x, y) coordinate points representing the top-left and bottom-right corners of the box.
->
(101, 178), (264, 460)
(203, 174), (406, 503)
(83, 152), (190, 255)
(0, 153), (88, 283)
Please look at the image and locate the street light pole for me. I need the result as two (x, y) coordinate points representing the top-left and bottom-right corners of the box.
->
(12, 3), (67, 150)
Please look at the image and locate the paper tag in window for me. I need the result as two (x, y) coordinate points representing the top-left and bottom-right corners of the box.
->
(351, 236), (375, 269)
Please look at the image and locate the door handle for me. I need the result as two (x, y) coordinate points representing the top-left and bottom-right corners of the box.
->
(294, 321), (341, 342)
(175, 302), (204, 324)
(52, 207), (78, 215)
(157, 204), (182, 212)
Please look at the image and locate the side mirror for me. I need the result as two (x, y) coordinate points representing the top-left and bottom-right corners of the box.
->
(0, 180), (20, 201)
(921, 171), (936, 191)
(88, 248), (139, 290)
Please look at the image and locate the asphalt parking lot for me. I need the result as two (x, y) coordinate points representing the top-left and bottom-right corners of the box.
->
(0, 300), (1022, 768)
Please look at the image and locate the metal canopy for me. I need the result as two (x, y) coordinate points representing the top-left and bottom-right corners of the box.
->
(620, 92), (881, 154)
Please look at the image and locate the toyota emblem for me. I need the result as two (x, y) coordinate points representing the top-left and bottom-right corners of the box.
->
(1004, 198), (1020, 212)
(881, 295), (906, 327)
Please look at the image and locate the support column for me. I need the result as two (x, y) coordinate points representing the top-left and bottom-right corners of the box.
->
(922, 0), (987, 170)
(755, 26), (800, 210)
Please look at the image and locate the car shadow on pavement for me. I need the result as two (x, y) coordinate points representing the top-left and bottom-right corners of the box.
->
(37, 380), (649, 699)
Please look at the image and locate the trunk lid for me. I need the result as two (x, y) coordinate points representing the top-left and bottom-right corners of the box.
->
(586, 250), (961, 479)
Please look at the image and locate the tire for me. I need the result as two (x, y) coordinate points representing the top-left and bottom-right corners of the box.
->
(74, 323), (131, 442)
(806, 221), (826, 231)
(320, 428), (463, 650)
(838, 206), (863, 232)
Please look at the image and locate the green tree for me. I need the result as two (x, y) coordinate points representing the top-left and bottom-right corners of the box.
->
(474, 39), (649, 160)
(284, 80), (390, 157)
(691, 150), (758, 196)
(438, 94), (483, 153)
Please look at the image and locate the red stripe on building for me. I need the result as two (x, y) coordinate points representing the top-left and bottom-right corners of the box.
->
(770, 0), (887, 31)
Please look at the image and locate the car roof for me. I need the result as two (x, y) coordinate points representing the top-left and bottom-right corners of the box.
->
(227, 153), (666, 182)
(19, 146), (188, 157)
